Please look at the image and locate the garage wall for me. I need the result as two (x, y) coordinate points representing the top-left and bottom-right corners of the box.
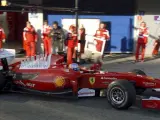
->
(135, 0), (160, 56)
(48, 15), (134, 53)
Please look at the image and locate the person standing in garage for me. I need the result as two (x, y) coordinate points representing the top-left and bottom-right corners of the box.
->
(41, 20), (52, 55)
(49, 21), (64, 54)
(23, 21), (37, 57)
(0, 24), (6, 49)
(66, 25), (78, 65)
(135, 21), (149, 62)
(152, 35), (160, 56)
(94, 22), (110, 52)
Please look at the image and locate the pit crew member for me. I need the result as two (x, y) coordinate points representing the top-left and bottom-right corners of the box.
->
(152, 35), (160, 56)
(23, 21), (37, 57)
(41, 20), (52, 55)
(0, 24), (6, 49)
(49, 21), (65, 54)
(66, 25), (78, 65)
(135, 21), (149, 62)
(94, 22), (110, 52)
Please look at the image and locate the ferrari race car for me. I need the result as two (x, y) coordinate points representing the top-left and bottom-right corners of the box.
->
(0, 49), (160, 110)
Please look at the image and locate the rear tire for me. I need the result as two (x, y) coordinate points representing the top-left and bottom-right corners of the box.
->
(107, 80), (136, 110)
(0, 72), (7, 91)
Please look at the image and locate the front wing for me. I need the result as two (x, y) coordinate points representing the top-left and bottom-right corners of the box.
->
(142, 96), (160, 110)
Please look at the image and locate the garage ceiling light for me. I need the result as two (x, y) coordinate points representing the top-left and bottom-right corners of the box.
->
(1, 0), (7, 6)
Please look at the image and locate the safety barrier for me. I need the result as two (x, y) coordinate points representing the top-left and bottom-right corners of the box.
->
(19, 54), (51, 69)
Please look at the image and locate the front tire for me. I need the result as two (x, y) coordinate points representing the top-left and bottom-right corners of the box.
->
(107, 80), (136, 110)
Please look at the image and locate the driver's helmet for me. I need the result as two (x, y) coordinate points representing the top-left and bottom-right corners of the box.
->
(69, 63), (79, 71)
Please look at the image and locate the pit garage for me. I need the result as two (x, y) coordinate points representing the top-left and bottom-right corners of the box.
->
(0, 0), (135, 54)
(1, 0), (159, 56)
(134, 0), (160, 56)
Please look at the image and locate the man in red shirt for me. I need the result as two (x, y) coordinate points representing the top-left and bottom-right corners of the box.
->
(23, 21), (37, 57)
(94, 22), (110, 52)
(66, 25), (78, 65)
(135, 21), (149, 62)
(0, 24), (6, 49)
(41, 20), (52, 55)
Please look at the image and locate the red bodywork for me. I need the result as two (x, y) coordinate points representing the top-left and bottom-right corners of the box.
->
(8, 54), (160, 95)
(1, 54), (160, 110)
(142, 99), (160, 110)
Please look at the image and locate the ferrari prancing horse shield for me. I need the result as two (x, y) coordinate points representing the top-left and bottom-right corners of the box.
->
(89, 77), (95, 85)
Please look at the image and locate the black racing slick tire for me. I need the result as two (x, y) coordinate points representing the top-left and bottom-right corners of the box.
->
(107, 80), (136, 110)
(130, 69), (146, 76)
(0, 72), (6, 91)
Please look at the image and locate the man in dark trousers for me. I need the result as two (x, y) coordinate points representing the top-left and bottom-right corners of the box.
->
(49, 21), (65, 54)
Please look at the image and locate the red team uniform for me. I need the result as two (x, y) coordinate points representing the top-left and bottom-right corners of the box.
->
(152, 39), (160, 56)
(0, 27), (6, 49)
(135, 22), (149, 62)
(41, 25), (52, 55)
(94, 28), (110, 52)
(23, 25), (37, 57)
(66, 25), (78, 65)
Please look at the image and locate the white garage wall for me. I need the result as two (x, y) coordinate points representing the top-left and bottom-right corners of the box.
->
(135, 0), (160, 56)
(28, 0), (43, 54)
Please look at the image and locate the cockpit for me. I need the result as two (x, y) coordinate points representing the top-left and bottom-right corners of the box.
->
(68, 63), (80, 71)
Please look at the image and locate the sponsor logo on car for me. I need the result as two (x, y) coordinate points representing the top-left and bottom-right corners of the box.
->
(143, 82), (156, 87)
(53, 76), (65, 87)
(101, 77), (117, 80)
(26, 83), (35, 88)
(102, 81), (110, 84)
(89, 77), (95, 85)
(14, 80), (26, 86)
(146, 76), (154, 80)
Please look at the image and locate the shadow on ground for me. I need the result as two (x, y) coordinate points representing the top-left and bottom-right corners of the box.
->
(0, 91), (160, 118)
(109, 55), (160, 64)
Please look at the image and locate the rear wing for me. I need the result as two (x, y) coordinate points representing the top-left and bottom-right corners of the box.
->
(0, 49), (15, 71)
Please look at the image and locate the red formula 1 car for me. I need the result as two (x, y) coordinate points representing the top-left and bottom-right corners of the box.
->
(0, 49), (160, 110)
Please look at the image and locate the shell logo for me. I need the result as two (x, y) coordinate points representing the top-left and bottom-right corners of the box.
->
(146, 76), (154, 80)
(54, 76), (65, 87)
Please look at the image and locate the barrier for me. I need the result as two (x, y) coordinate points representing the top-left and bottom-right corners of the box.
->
(19, 54), (51, 69)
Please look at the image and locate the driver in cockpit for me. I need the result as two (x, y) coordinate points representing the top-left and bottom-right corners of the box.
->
(68, 62), (102, 72)
(68, 63), (80, 71)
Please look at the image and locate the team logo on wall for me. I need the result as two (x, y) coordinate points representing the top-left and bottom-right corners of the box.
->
(53, 76), (65, 87)
(146, 76), (154, 80)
